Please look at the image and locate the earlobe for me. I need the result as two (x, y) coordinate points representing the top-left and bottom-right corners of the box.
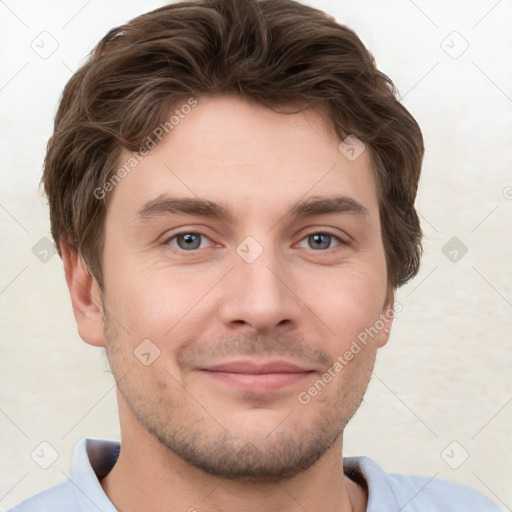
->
(377, 289), (395, 348)
(60, 240), (106, 347)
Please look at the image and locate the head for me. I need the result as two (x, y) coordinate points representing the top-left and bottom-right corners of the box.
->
(46, 0), (423, 482)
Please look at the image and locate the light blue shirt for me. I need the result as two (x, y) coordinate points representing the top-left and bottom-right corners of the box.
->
(9, 438), (502, 511)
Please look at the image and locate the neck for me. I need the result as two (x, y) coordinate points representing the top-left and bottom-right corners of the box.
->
(100, 403), (367, 512)
(101, 434), (366, 512)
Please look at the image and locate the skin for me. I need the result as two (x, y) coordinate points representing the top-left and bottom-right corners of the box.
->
(62, 95), (394, 512)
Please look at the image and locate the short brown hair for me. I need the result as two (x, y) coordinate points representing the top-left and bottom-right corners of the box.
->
(43, 0), (423, 289)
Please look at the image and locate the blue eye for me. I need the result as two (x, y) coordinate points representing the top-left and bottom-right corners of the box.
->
(166, 231), (344, 253)
(299, 233), (342, 251)
(168, 233), (211, 251)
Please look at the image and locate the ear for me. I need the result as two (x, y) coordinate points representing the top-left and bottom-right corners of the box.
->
(61, 241), (106, 347)
(377, 288), (395, 348)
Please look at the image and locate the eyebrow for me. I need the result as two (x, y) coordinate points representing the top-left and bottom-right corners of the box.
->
(136, 195), (235, 223)
(135, 194), (369, 224)
(289, 195), (369, 219)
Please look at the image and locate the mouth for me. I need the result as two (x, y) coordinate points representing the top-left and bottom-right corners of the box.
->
(199, 360), (316, 392)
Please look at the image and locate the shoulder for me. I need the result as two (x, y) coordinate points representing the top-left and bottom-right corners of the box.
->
(344, 456), (502, 512)
(7, 481), (78, 512)
(385, 471), (501, 512)
(7, 438), (119, 512)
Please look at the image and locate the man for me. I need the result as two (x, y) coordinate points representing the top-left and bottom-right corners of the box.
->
(9, 0), (501, 510)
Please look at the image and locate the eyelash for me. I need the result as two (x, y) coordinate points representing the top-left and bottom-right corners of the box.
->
(163, 229), (348, 253)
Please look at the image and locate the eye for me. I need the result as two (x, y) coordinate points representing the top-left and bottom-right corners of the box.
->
(166, 232), (213, 251)
(297, 232), (343, 251)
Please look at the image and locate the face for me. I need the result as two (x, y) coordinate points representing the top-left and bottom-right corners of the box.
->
(99, 95), (392, 482)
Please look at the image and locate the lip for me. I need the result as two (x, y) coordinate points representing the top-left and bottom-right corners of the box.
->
(203, 360), (311, 374)
(199, 360), (315, 392)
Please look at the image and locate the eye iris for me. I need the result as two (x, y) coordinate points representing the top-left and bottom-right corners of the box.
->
(309, 234), (331, 250)
(177, 233), (201, 250)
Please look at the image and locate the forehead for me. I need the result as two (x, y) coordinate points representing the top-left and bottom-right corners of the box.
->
(106, 95), (379, 222)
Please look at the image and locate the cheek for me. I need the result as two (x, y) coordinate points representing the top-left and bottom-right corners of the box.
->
(302, 263), (388, 345)
(103, 262), (215, 344)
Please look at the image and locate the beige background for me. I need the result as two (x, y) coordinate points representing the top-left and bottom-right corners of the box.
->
(1, 0), (511, 509)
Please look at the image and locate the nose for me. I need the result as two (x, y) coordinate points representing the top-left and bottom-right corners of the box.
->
(217, 244), (303, 334)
